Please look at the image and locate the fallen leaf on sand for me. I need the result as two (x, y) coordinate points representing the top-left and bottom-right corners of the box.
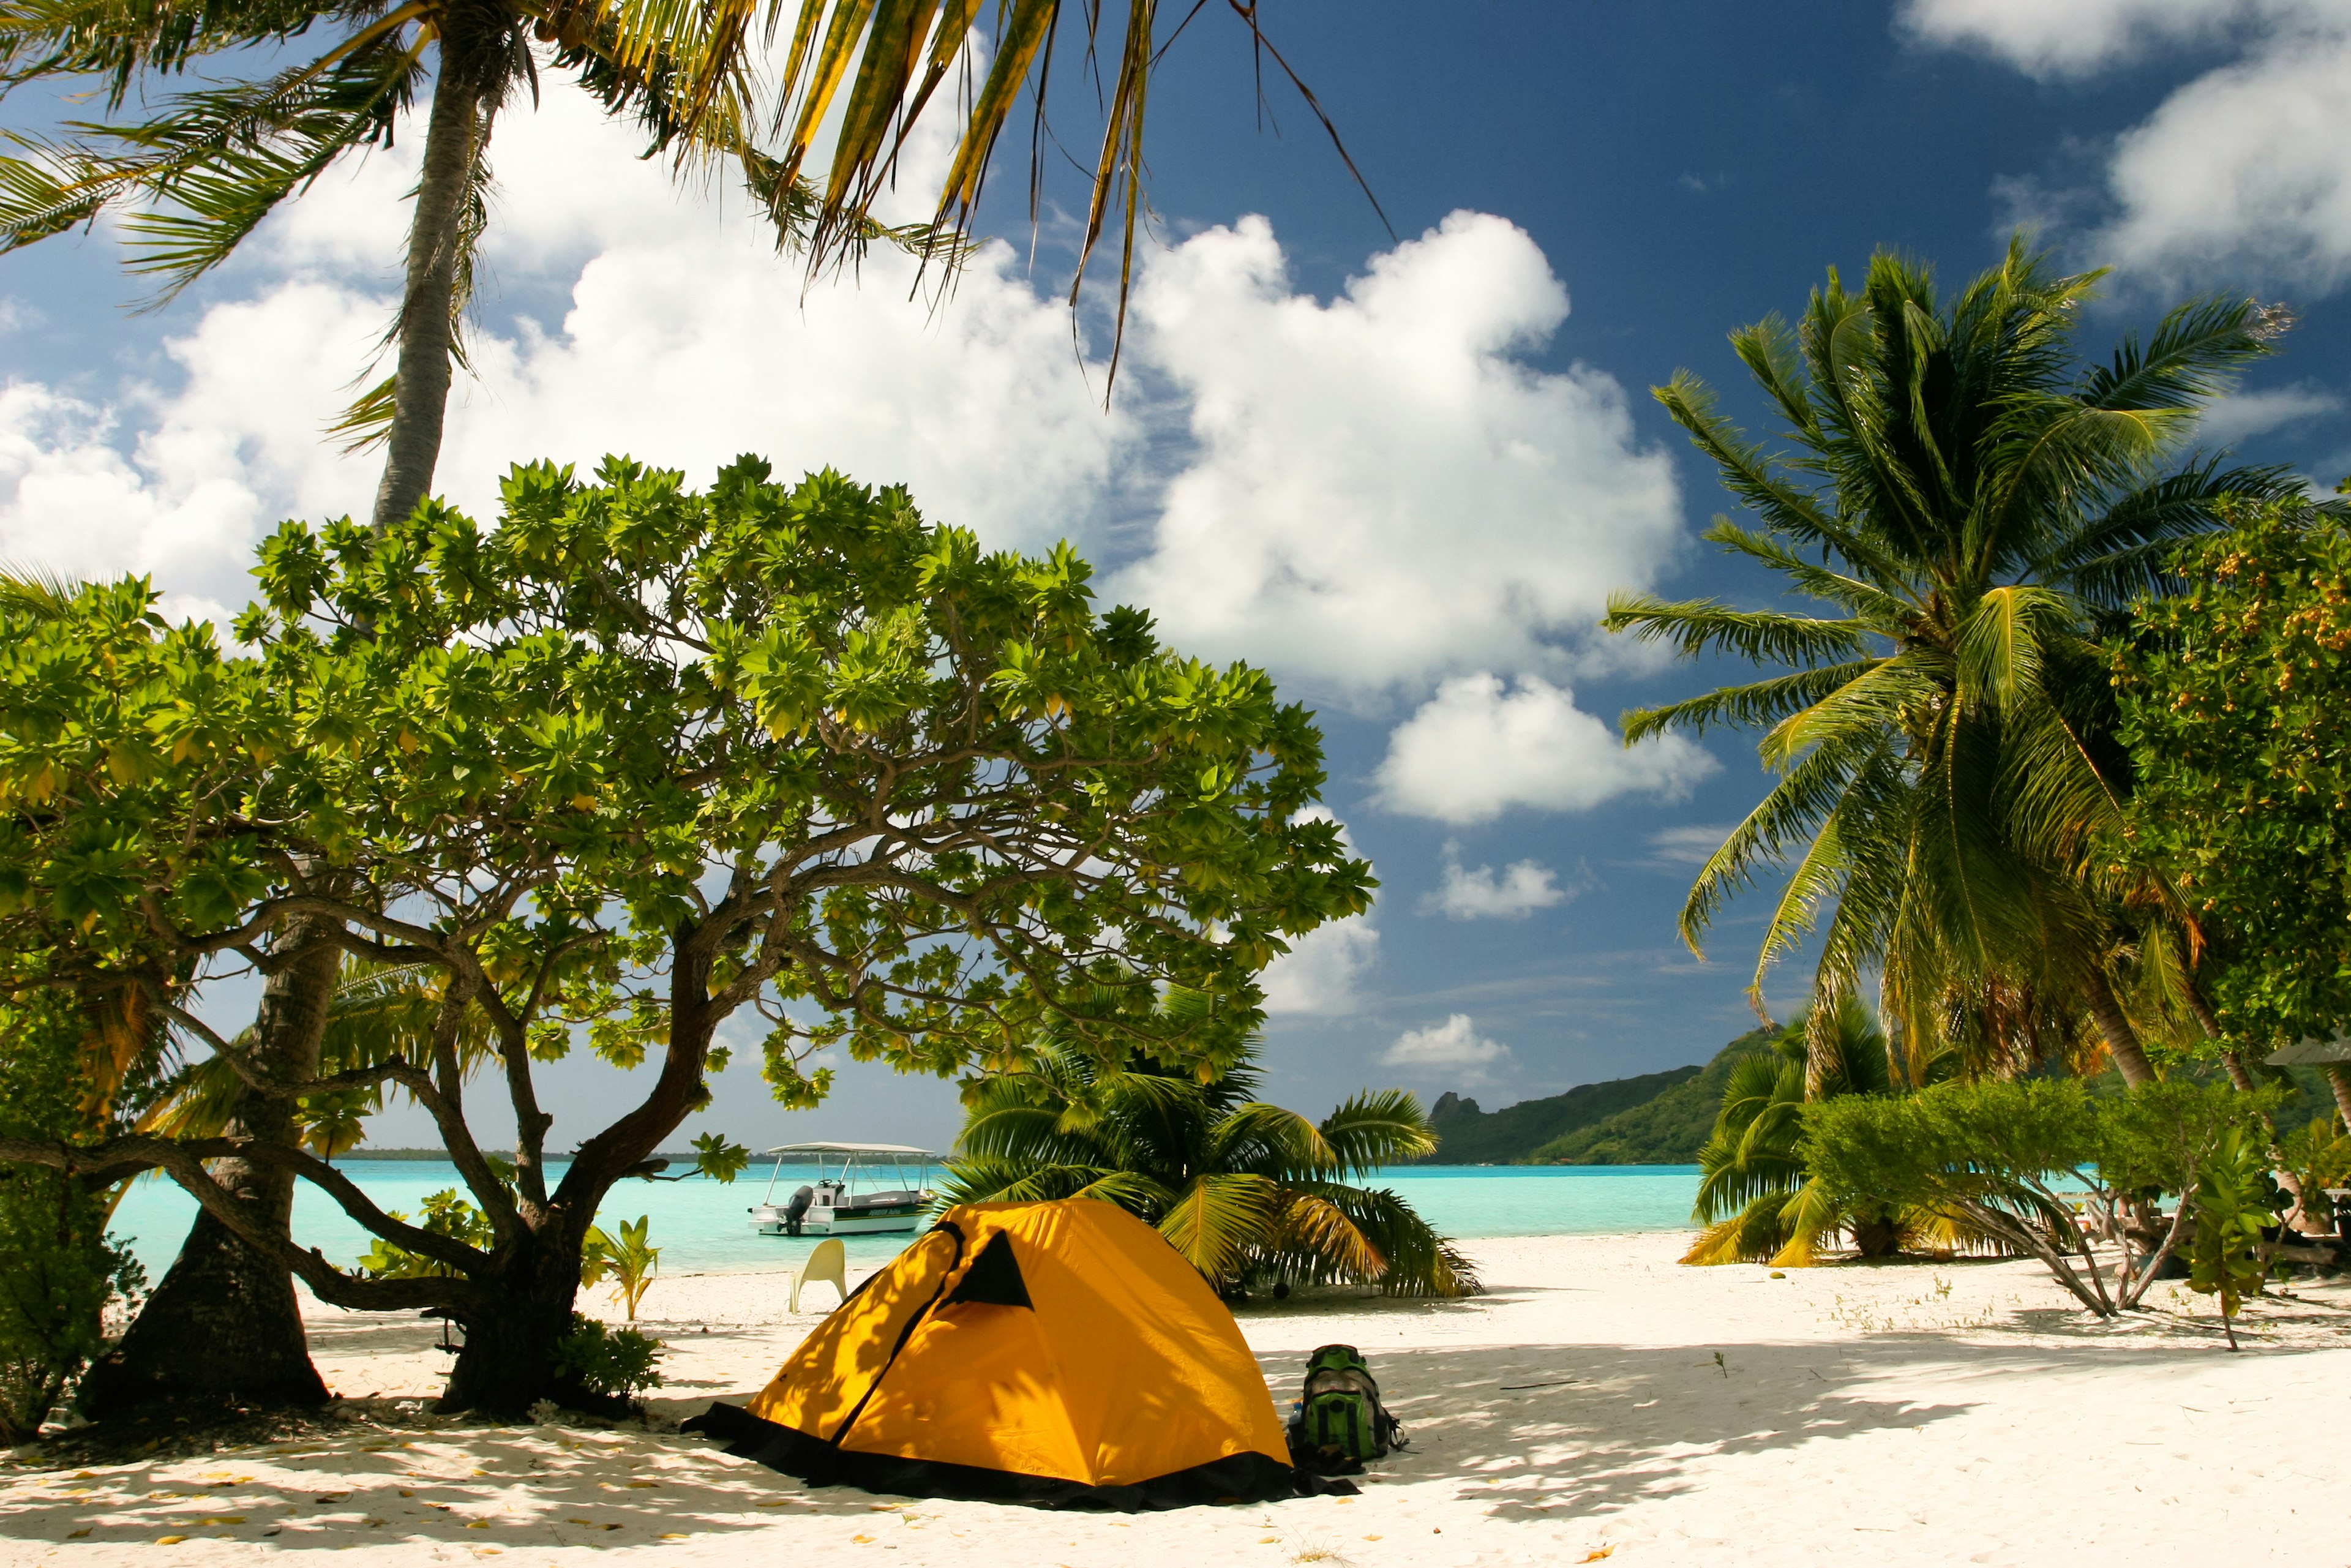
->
(1364, 1536), (1383, 1541)
(627, 1481), (659, 1489)
(68, 1530), (91, 1540)
(465, 1521), (491, 1529)
(193, 1517), (246, 1526)
(156, 1536), (187, 1545)
(660, 1532), (691, 1540)
(1581, 1548), (1616, 1562)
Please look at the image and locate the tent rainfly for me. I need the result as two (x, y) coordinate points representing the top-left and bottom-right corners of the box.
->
(684, 1198), (1335, 1508)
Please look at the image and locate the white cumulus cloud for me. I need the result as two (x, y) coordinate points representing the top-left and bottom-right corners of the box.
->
(1899, 0), (2288, 77)
(2197, 382), (2346, 446)
(1112, 210), (1683, 700)
(0, 89), (1709, 839)
(1260, 914), (1381, 1018)
(1904, 0), (2351, 293)
(1425, 849), (1570, 920)
(1379, 1013), (1512, 1086)
(1376, 673), (1716, 825)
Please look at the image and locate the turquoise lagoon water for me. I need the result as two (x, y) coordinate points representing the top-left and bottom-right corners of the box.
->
(109, 1160), (1701, 1282)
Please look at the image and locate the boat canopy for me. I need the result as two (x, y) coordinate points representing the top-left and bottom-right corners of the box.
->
(760, 1142), (937, 1158)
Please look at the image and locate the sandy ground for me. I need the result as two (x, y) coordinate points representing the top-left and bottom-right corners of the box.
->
(8, 1231), (2351, 1567)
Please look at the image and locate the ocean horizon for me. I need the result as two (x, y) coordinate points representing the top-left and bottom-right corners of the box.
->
(109, 1158), (1704, 1281)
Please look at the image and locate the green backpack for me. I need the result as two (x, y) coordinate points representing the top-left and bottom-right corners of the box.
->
(1286, 1344), (1404, 1473)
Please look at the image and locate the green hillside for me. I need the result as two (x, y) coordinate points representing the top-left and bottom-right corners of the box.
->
(1417, 1027), (1780, 1166)
(1422, 1064), (1703, 1165)
(1532, 1027), (1777, 1163)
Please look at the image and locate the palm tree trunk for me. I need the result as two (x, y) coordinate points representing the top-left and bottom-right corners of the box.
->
(2324, 1065), (2351, 1130)
(2178, 974), (2259, 1092)
(2085, 967), (2158, 1088)
(80, 916), (342, 1414)
(368, 58), (484, 533)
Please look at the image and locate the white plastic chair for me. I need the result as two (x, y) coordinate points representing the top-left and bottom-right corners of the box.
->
(789, 1237), (847, 1313)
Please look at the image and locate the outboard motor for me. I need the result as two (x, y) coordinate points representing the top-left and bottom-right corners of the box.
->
(783, 1185), (814, 1237)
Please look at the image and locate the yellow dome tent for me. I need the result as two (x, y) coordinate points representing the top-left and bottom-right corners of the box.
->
(685, 1198), (1319, 1508)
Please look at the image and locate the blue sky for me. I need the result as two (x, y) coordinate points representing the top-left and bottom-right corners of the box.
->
(4, 1), (2347, 1152)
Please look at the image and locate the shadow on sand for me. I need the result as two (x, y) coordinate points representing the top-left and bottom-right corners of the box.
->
(1243, 1331), (2341, 1523)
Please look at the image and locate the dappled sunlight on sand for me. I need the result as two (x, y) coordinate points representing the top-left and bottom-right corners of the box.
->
(10, 1233), (2351, 1566)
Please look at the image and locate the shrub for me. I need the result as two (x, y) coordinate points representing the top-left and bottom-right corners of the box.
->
(1801, 1078), (2271, 1315)
(550, 1315), (664, 1404)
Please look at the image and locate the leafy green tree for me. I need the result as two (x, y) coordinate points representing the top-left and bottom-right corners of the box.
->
(2116, 497), (2351, 1122)
(0, 457), (1370, 1412)
(0, 2), (1369, 1409)
(0, 987), (150, 1440)
(2186, 1125), (2278, 1351)
(1607, 241), (2294, 1088)
(943, 1039), (1472, 1299)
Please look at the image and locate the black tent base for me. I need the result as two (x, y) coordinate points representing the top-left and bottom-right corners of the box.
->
(681, 1402), (1356, 1511)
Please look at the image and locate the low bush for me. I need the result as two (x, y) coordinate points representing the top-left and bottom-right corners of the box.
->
(550, 1315), (664, 1405)
(1801, 1078), (2271, 1315)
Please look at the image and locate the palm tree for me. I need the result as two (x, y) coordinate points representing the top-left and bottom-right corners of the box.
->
(1685, 1000), (1908, 1266)
(0, 0), (943, 532)
(942, 1042), (1476, 1300)
(1607, 241), (2297, 1089)
(138, 957), (499, 1160)
(0, 2), (1371, 511)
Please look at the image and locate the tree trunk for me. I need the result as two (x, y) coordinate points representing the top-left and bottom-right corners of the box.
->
(2327, 1065), (2351, 1130)
(368, 57), (485, 533)
(440, 1229), (586, 1417)
(2084, 967), (2158, 1088)
(2177, 973), (2259, 1091)
(80, 916), (343, 1416)
(1850, 1211), (1902, 1259)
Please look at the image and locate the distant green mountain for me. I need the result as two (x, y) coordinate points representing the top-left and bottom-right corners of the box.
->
(1423, 1064), (1704, 1165)
(1417, 1026), (1779, 1166)
(1533, 1027), (1777, 1164)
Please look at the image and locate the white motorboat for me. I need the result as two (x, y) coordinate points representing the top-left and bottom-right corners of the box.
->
(749, 1142), (937, 1236)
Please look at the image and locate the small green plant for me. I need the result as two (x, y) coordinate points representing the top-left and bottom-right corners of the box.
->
(2188, 1126), (2277, 1352)
(581, 1215), (659, 1320)
(2274, 1117), (2351, 1234)
(550, 1314), (664, 1402)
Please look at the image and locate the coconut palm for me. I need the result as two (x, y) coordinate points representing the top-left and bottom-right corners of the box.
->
(140, 956), (500, 1159)
(1607, 241), (2299, 1089)
(0, 2), (1368, 514)
(1685, 1000), (1896, 1266)
(1687, 999), (2006, 1266)
(0, 0), (944, 532)
(942, 1042), (1476, 1299)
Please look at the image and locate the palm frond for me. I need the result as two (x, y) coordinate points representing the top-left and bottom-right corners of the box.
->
(1155, 1170), (1280, 1283)
(744, 0), (1381, 385)
(1314, 1088), (1436, 1177)
(1602, 593), (1868, 669)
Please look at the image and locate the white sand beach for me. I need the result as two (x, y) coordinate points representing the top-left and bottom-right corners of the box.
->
(9, 1231), (2351, 1567)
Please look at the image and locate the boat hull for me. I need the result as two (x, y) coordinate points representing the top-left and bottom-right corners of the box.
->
(752, 1204), (930, 1236)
